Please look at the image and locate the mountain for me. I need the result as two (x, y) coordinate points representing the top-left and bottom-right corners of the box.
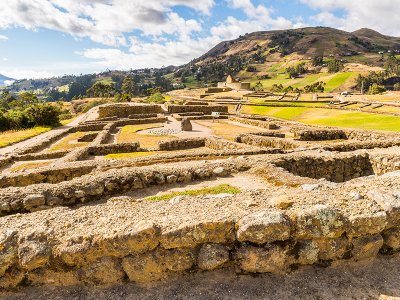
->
(0, 74), (15, 86)
(194, 27), (400, 66)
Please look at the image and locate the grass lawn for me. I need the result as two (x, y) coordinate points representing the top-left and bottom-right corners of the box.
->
(250, 101), (329, 108)
(242, 105), (400, 132)
(48, 131), (94, 151)
(117, 123), (176, 148)
(0, 126), (52, 148)
(324, 72), (357, 92)
(145, 184), (241, 201)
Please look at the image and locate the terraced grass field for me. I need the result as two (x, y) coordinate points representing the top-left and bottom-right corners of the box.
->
(242, 105), (400, 132)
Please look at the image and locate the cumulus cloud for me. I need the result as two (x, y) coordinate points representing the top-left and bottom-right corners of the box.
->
(1, 69), (54, 80)
(0, 0), (211, 46)
(0, 35), (8, 41)
(301, 0), (400, 36)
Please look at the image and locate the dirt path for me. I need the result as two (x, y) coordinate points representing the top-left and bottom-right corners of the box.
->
(2, 253), (400, 299)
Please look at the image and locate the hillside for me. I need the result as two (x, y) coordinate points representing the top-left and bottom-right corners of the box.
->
(174, 27), (400, 92)
(0, 74), (15, 86)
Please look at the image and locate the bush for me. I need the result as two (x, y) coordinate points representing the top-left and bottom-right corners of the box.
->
(145, 92), (165, 104)
(394, 83), (400, 91)
(24, 103), (61, 126)
(368, 83), (386, 95)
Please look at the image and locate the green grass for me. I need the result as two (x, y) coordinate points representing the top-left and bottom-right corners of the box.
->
(324, 72), (357, 92)
(0, 126), (52, 148)
(145, 184), (241, 201)
(249, 101), (329, 108)
(242, 105), (400, 132)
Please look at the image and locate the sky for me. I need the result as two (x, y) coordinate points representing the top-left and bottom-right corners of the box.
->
(0, 0), (399, 80)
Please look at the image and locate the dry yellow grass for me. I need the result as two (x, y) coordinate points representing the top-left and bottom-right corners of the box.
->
(48, 131), (94, 152)
(117, 124), (176, 148)
(0, 126), (52, 148)
(9, 161), (52, 172)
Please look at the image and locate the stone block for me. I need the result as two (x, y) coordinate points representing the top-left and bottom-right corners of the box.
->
(197, 243), (229, 270)
(352, 234), (383, 261)
(237, 210), (291, 244)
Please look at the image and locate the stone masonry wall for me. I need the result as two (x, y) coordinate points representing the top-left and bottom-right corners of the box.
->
(158, 138), (206, 151)
(1, 196), (400, 289)
(273, 153), (373, 183)
(98, 104), (162, 118)
(0, 159), (251, 215)
(167, 105), (228, 114)
(294, 130), (347, 141)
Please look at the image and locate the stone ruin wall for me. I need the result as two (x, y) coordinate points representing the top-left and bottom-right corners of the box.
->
(167, 105), (228, 114)
(2, 201), (400, 289)
(98, 104), (163, 119)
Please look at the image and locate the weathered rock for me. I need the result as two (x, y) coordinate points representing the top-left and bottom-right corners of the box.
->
(166, 175), (178, 184)
(352, 234), (383, 261)
(294, 240), (319, 265)
(0, 268), (25, 289)
(162, 248), (194, 272)
(56, 221), (160, 267)
(78, 257), (125, 285)
(237, 210), (291, 244)
(348, 212), (387, 237)
(23, 194), (45, 209)
(18, 231), (51, 271)
(28, 269), (80, 286)
(293, 205), (347, 239)
(181, 118), (192, 131)
(315, 236), (351, 260)
(0, 230), (18, 276)
(271, 195), (294, 210)
(235, 245), (289, 273)
(160, 221), (235, 249)
(122, 252), (166, 283)
(197, 243), (229, 270)
(212, 167), (227, 177)
(382, 227), (400, 251)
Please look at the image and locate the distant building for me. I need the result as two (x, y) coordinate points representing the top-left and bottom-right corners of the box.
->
(217, 75), (251, 91)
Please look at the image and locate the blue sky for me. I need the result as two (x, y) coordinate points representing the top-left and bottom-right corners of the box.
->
(0, 0), (398, 79)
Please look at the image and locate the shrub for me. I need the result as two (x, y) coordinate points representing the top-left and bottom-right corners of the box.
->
(24, 103), (61, 126)
(145, 92), (165, 104)
(368, 83), (386, 95)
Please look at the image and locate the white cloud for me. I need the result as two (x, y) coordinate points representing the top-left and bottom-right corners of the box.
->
(0, 0), (212, 46)
(81, 0), (298, 70)
(301, 0), (400, 36)
(0, 35), (8, 41)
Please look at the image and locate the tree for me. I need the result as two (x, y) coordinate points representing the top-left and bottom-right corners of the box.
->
(312, 54), (324, 67)
(327, 59), (344, 73)
(25, 103), (61, 126)
(254, 81), (264, 91)
(385, 54), (400, 75)
(368, 83), (385, 95)
(122, 76), (136, 97)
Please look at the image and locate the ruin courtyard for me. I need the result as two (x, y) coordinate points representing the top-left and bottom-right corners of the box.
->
(0, 100), (400, 297)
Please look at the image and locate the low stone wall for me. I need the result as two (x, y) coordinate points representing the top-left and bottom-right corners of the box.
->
(322, 139), (400, 152)
(237, 134), (300, 150)
(98, 104), (162, 118)
(0, 164), (95, 189)
(52, 148), (90, 166)
(115, 117), (167, 126)
(346, 130), (400, 142)
(229, 116), (280, 130)
(90, 123), (117, 146)
(1, 195), (399, 288)
(294, 130), (347, 141)
(205, 136), (254, 151)
(128, 114), (158, 119)
(184, 101), (209, 105)
(88, 143), (140, 156)
(0, 159), (251, 215)
(174, 115), (229, 121)
(158, 138), (206, 151)
(77, 132), (98, 142)
(71, 123), (107, 132)
(369, 151), (400, 175)
(167, 105), (228, 114)
(273, 153), (373, 183)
